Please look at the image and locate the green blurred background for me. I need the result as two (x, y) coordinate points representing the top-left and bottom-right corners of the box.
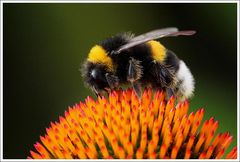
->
(3, 3), (237, 159)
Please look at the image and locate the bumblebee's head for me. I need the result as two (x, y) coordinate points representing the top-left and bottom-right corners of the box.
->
(82, 62), (110, 93)
(82, 45), (114, 95)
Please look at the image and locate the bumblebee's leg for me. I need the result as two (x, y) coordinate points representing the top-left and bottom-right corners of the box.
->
(91, 86), (102, 97)
(132, 82), (142, 98)
(127, 57), (143, 98)
(149, 61), (175, 88)
(148, 61), (176, 100)
(105, 73), (119, 89)
(166, 88), (174, 99)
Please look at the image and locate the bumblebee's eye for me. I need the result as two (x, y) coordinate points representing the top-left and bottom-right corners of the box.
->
(91, 69), (98, 79)
(90, 68), (108, 89)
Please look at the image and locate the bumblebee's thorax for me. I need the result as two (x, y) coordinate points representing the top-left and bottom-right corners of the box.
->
(87, 45), (114, 72)
(87, 34), (131, 73)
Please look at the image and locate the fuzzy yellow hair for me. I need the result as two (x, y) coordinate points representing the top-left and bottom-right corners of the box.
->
(147, 40), (166, 62)
(87, 45), (114, 71)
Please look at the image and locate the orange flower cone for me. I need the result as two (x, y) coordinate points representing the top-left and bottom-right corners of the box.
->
(28, 88), (237, 159)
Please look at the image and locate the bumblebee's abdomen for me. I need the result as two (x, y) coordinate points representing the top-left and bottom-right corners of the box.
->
(147, 40), (166, 62)
(164, 50), (180, 72)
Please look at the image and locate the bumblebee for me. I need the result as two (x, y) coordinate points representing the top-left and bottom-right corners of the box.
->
(82, 27), (196, 102)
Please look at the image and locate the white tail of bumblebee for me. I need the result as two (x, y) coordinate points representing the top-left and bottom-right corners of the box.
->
(175, 60), (195, 102)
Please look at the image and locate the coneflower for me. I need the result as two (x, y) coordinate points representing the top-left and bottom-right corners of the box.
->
(28, 88), (237, 159)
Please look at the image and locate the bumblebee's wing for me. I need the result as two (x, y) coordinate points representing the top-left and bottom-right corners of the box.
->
(113, 27), (196, 54)
(130, 27), (179, 42)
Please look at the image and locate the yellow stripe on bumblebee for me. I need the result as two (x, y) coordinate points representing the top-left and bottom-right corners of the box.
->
(87, 45), (114, 71)
(147, 40), (166, 62)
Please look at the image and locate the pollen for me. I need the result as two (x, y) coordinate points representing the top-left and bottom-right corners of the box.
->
(87, 45), (114, 71)
(29, 88), (237, 159)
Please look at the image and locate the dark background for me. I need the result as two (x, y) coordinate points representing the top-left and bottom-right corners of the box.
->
(3, 3), (237, 159)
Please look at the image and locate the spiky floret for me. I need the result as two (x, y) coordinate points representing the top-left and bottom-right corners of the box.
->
(29, 88), (237, 159)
